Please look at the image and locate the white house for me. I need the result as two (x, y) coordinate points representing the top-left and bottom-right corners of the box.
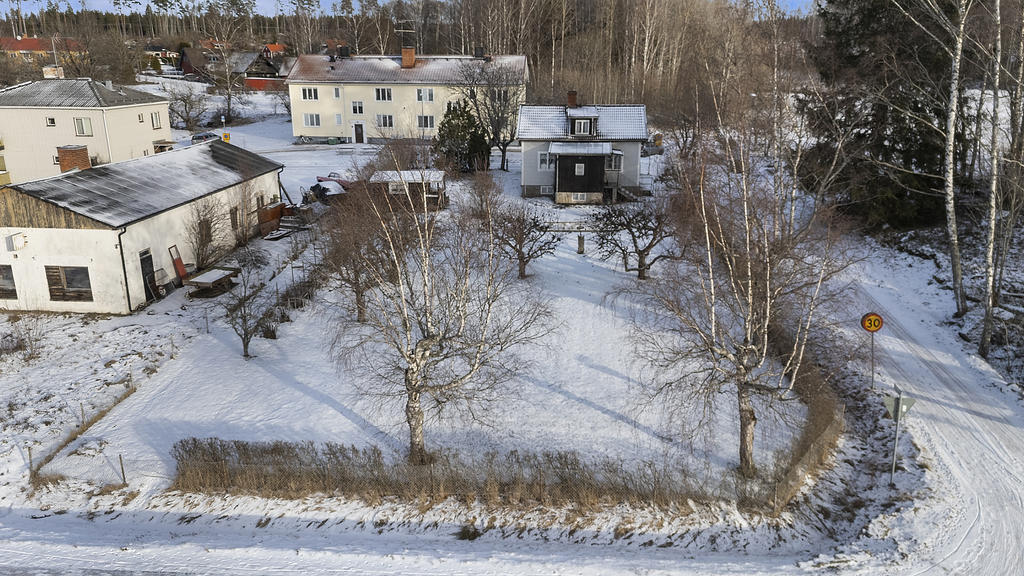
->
(517, 92), (648, 205)
(286, 46), (528, 143)
(0, 140), (282, 314)
(0, 78), (174, 185)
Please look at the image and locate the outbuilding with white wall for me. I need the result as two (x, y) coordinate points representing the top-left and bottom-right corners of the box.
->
(0, 140), (283, 314)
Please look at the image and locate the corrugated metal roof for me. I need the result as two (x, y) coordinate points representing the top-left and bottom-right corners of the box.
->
(0, 78), (167, 108)
(518, 105), (648, 141)
(287, 54), (527, 85)
(11, 140), (282, 228)
(548, 142), (612, 156)
(370, 170), (445, 184)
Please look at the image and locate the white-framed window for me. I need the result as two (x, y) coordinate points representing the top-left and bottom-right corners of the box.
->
(333, 87), (341, 99)
(352, 101), (363, 114)
(376, 114), (394, 128)
(302, 87), (319, 100)
(417, 115), (435, 129)
(417, 87), (434, 102)
(538, 152), (554, 171)
(335, 113), (343, 125)
(74, 117), (93, 136)
(574, 163), (585, 176)
(490, 87), (509, 103)
(45, 117), (55, 127)
(138, 113), (144, 123)
(52, 155), (60, 165)
(605, 153), (623, 171)
(571, 192), (588, 202)
(150, 111), (161, 129)
(375, 87), (392, 101)
(540, 185), (553, 196)
(388, 182), (405, 195)
(573, 119), (591, 135)
(0, 264), (16, 299)
(303, 113), (321, 127)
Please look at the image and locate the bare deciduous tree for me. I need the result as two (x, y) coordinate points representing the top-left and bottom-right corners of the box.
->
(586, 200), (676, 280)
(333, 147), (552, 464)
(185, 195), (229, 270)
(166, 81), (211, 132)
(221, 267), (274, 358)
(455, 60), (526, 171)
(493, 201), (562, 280)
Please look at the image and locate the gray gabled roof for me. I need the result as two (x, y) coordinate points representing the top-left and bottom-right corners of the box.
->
(10, 140), (282, 228)
(518, 105), (648, 141)
(287, 54), (527, 85)
(0, 78), (167, 108)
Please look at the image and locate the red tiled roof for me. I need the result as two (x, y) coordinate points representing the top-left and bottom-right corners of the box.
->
(264, 43), (286, 53)
(0, 36), (83, 52)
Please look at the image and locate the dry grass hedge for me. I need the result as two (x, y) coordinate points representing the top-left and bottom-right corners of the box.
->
(170, 438), (700, 509)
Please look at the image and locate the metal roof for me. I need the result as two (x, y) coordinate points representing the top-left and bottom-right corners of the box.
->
(10, 140), (282, 228)
(287, 54), (528, 85)
(0, 78), (167, 108)
(518, 105), (648, 141)
(548, 142), (612, 156)
(369, 170), (446, 184)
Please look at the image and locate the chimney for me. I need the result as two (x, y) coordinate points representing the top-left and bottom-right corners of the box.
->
(473, 46), (485, 58)
(105, 80), (114, 91)
(338, 45), (350, 58)
(401, 46), (415, 69)
(567, 90), (578, 108)
(57, 145), (90, 172)
(42, 65), (64, 79)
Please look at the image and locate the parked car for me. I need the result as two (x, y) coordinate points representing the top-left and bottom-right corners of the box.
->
(191, 132), (220, 144)
(316, 172), (355, 188)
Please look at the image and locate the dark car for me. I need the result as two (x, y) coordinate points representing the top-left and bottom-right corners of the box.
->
(191, 132), (220, 144)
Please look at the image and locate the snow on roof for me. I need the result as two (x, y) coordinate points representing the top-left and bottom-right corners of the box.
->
(566, 106), (600, 118)
(11, 140), (282, 228)
(228, 51), (259, 75)
(0, 78), (167, 108)
(548, 142), (613, 156)
(287, 54), (527, 85)
(518, 105), (648, 141)
(369, 170), (445, 184)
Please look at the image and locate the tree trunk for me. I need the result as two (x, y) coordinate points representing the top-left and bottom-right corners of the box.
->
(944, 0), (969, 318)
(980, 0), (1003, 358)
(404, 375), (428, 464)
(355, 288), (367, 323)
(737, 384), (757, 478)
(636, 251), (648, 280)
(518, 257), (527, 279)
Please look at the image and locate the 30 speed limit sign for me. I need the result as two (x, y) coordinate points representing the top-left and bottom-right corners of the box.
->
(861, 312), (884, 333)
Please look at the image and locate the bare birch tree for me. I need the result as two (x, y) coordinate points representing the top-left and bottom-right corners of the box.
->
(455, 60), (526, 171)
(185, 195), (230, 270)
(166, 81), (211, 132)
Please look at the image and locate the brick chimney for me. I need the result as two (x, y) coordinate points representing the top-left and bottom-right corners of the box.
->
(567, 90), (578, 108)
(57, 145), (90, 172)
(401, 46), (416, 69)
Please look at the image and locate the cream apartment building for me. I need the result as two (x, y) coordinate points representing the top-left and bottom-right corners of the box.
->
(286, 47), (528, 144)
(0, 78), (174, 185)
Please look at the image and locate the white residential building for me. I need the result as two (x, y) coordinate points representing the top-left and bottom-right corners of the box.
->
(286, 47), (528, 143)
(0, 78), (174, 185)
(0, 140), (282, 314)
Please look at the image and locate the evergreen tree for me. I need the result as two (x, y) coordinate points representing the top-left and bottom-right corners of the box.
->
(432, 101), (490, 172)
(799, 0), (975, 228)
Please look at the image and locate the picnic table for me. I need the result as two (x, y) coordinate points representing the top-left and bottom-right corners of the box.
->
(184, 267), (241, 298)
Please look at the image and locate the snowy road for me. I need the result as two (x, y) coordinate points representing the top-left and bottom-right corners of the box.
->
(855, 284), (1024, 575)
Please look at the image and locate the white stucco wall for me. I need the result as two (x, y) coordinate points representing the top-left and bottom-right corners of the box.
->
(0, 170), (279, 314)
(0, 102), (173, 185)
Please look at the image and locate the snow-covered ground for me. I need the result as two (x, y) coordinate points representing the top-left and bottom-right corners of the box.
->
(2, 82), (1024, 573)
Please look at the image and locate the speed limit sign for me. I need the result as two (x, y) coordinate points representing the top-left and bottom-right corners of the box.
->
(861, 312), (883, 333)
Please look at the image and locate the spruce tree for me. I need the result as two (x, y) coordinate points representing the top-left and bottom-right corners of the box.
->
(433, 101), (490, 171)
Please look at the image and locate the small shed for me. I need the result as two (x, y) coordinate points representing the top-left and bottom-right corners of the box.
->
(367, 170), (447, 210)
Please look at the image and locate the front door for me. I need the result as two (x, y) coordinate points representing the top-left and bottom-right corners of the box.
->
(140, 249), (155, 301)
(354, 123), (364, 144)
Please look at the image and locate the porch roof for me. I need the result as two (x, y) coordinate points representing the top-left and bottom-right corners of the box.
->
(548, 142), (612, 156)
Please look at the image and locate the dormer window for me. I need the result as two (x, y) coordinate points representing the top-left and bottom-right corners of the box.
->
(572, 118), (593, 136)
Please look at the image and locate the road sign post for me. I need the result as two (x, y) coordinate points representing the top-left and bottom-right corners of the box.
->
(861, 312), (883, 390)
(883, 386), (916, 487)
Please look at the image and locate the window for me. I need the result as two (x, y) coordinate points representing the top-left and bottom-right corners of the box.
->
(138, 113), (144, 123)
(538, 152), (554, 172)
(376, 114), (393, 128)
(352, 101), (363, 114)
(45, 117), (55, 127)
(417, 88), (434, 102)
(74, 117), (93, 136)
(52, 155), (60, 165)
(335, 113), (343, 125)
(540, 185), (553, 196)
(388, 182), (405, 195)
(573, 119), (591, 135)
(571, 192), (588, 202)
(0, 265), (15, 299)
(417, 115), (435, 129)
(303, 113), (321, 127)
(230, 207), (239, 230)
(605, 153), (623, 171)
(150, 112), (161, 129)
(333, 87), (341, 99)
(375, 87), (392, 101)
(490, 88), (508, 103)
(302, 87), (319, 100)
(574, 163), (585, 176)
(198, 219), (213, 245)
(45, 265), (93, 302)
